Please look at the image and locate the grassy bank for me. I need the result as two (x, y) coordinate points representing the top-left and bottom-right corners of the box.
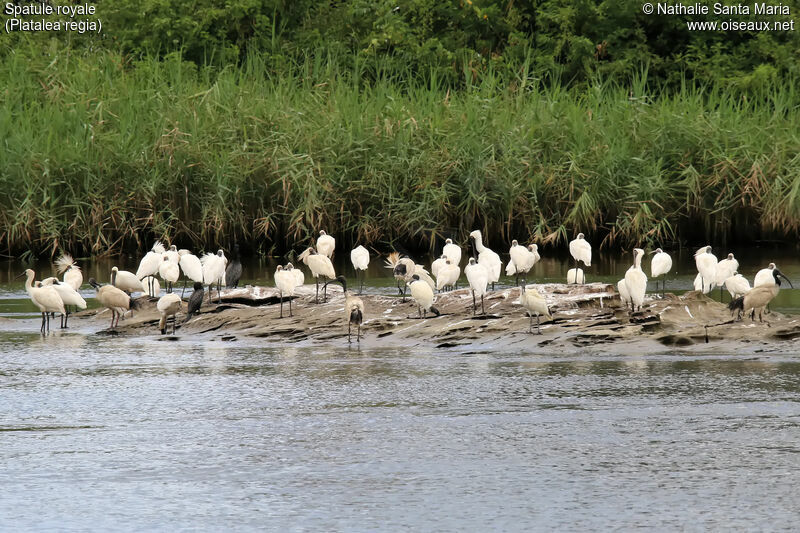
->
(1, 48), (799, 258)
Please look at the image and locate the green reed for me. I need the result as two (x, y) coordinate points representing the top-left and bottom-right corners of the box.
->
(1, 47), (798, 257)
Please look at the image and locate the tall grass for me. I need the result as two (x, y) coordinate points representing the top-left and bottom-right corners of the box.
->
(1, 47), (799, 257)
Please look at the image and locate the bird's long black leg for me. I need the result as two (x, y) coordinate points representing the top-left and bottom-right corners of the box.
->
(472, 290), (476, 315)
(279, 293), (284, 318)
(289, 297), (293, 317)
(40, 312), (45, 334)
(315, 278), (320, 304)
(357, 323), (361, 342)
(537, 314), (541, 334)
(481, 294), (485, 315)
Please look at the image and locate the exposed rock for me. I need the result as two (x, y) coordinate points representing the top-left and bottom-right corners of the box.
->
(63, 283), (799, 354)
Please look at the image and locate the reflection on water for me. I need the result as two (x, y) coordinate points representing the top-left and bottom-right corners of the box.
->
(1, 246), (799, 317)
(2, 333), (800, 530)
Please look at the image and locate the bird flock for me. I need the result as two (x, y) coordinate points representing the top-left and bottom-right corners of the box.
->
(16, 232), (794, 340)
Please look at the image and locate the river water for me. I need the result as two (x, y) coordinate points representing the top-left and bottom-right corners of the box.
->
(2, 247), (799, 530)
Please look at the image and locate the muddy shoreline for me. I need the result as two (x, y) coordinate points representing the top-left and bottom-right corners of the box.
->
(44, 283), (800, 355)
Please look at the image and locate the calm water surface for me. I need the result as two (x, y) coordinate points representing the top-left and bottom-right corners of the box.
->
(2, 246), (800, 530)
(3, 335), (800, 530)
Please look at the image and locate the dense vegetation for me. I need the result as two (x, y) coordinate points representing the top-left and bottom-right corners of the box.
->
(1, 1), (799, 256)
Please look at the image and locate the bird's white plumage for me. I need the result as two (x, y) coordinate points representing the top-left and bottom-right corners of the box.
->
(754, 263), (776, 288)
(569, 233), (592, 267)
(413, 266), (436, 291)
(469, 230), (501, 285)
(179, 253), (204, 283)
(157, 292), (182, 313)
(350, 245), (369, 271)
(508, 240), (538, 277)
(431, 254), (448, 278)
(442, 239), (462, 266)
(436, 260), (460, 291)
(650, 249), (672, 278)
(694, 245), (717, 294)
(56, 254), (84, 291)
(465, 257), (489, 297)
(201, 251), (226, 287)
(159, 256), (180, 284)
(316, 231), (336, 258)
(142, 276), (161, 297)
(40, 277), (87, 309)
(724, 274), (750, 299)
(166, 245), (180, 264)
(409, 277), (435, 313)
(274, 265), (298, 296)
(157, 293), (182, 332)
(111, 267), (145, 293)
(300, 248), (336, 279)
(567, 268), (585, 284)
(136, 242), (166, 280)
(693, 273), (704, 292)
(617, 279), (631, 306)
(93, 282), (131, 316)
(520, 286), (551, 320)
(714, 253), (739, 286)
(624, 248), (648, 310)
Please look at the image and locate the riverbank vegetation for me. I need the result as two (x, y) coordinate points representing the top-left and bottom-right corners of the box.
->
(1, 0), (799, 257)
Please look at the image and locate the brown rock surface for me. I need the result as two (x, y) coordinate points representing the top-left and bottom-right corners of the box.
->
(67, 283), (800, 354)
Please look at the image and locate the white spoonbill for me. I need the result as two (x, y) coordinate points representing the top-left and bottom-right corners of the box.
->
(714, 252), (739, 299)
(624, 248), (648, 313)
(408, 274), (440, 318)
(19, 270), (65, 333)
(316, 230), (336, 258)
(729, 268), (793, 322)
(286, 262), (304, 287)
(724, 273), (750, 299)
(157, 293), (182, 334)
(178, 249), (203, 297)
(507, 241), (538, 286)
(159, 255), (180, 293)
(520, 285), (552, 334)
(166, 245), (180, 264)
(617, 279), (632, 309)
(111, 266), (145, 294)
(40, 277), (87, 328)
(136, 241), (166, 292)
(465, 257), (489, 316)
(350, 245), (370, 294)
(88, 277), (133, 330)
(567, 268), (585, 284)
(443, 238), (462, 267)
(649, 248), (672, 296)
(299, 247), (336, 303)
(55, 253), (83, 291)
(274, 264), (299, 318)
(431, 254), (448, 279)
(201, 250), (227, 303)
(694, 245), (717, 294)
(142, 276), (161, 298)
(568, 233), (592, 279)
(469, 230), (502, 289)
(436, 260), (460, 292)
